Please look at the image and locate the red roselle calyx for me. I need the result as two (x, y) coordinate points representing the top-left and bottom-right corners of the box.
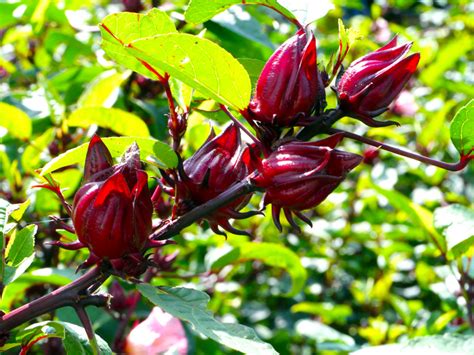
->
(336, 36), (420, 127)
(247, 29), (324, 128)
(55, 135), (155, 269)
(252, 134), (362, 231)
(175, 124), (255, 235)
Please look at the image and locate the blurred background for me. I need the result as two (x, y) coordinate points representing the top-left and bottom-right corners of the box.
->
(0, 0), (473, 354)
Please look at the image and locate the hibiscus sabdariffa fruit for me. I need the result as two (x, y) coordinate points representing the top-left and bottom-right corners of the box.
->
(174, 124), (256, 235)
(336, 36), (420, 127)
(246, 29), (324, 127)
(54, 135), (156, 272)
(252, 134), (362, 231)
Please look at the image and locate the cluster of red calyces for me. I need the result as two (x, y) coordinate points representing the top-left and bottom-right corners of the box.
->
(48, 30), (420, 271)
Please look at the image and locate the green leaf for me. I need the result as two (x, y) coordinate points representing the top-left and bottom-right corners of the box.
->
(17, 321), (112, 355)
(40, 136), (177, 176)
(371, 182), (446, 254)
(8, 199), (31, 222)
(291, 302), (352, 324)
(185, 0), (333, 26)
(68, 107), (150, 137)
(238, 58), (265, 90)
(100, 9), (177, 80)
(137, 284), (278, 355)
(351, 334), (474, 355)
(5, 225), (37, 267)
(126, 33), (251, 111)
(21, 128), (56, 172)
(77, 70), (130, 108)
(0, 198), (10, 287)
(210, 242), (307, 297)
(0, 102), (32, 140)
(3, 254), (35, 285)
(295, 319), (355, 351)
(420, 34), (474, 87)
(450, 99), (474, 156)
(185, 0), (294, 25)
(434, 204), (474, 258)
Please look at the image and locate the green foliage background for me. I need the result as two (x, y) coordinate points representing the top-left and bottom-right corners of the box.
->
(0, 0), (473, 354)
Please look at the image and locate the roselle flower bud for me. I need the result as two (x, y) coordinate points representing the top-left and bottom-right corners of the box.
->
(247, 30), (323, 127)
(253, 134), (362, 231)
(336, 37), (420, 127)
(71, 135), (153, 260)
(176, 124), (255, 235)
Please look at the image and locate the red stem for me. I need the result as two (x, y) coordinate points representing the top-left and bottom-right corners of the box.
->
(330, 128), (471, 171)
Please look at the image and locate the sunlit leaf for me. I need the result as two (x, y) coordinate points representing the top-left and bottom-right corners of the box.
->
(68, 107), (150, 137)
(295, 319), (355, 351)
(0, 103), (32, 140)
(138, 284), (278, 355)
(127, 33), (251, 110)
(5, 224), (37, 267)
(434, 204), (474, 258)
(99, 9), (177, 79)
(40, 136), (177, 175)
(77, 70), (130, 108)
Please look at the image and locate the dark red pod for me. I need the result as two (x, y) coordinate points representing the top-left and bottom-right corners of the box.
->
(336, 37), (420, 127)
(176, 124), (255, 235)
(247, 30), (323, 127)
(71, 136), (153, 260)
(253, 134), (362, 230)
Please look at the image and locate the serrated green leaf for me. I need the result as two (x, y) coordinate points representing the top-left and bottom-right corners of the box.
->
(138, 284), (278, 355)
(40, 136), (177, 176)
(3, 254), (35, 285)
(5, 224), (37, 267)
(126, 33), (251, 111)
(68, 107), (150, 137)
(100, 9), (177, 80)
(0, 102), (32, 140)
(434, 204), (474, 258)
(351, 334), (474, 355)
(77, 70), (130, 108)
(450, 99), (474, 156)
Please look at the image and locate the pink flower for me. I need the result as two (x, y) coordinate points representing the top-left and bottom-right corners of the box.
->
(126, 307), (188, 355)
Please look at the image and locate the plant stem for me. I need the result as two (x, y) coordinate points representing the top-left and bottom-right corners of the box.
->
(296, 108), (345, 141)
(330, 128), (471, 171)
(150, 178), (259, 240)
(0, 266), (108, 333)
(74, 306), (99, 355)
